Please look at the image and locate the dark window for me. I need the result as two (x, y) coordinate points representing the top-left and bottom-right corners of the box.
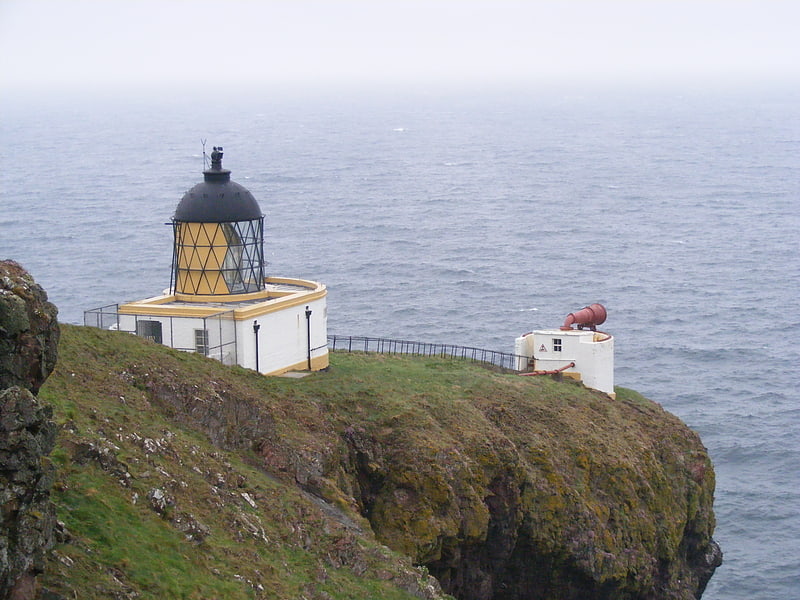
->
(552, 338), (562, 352)
(195, 329), (209, 356)
(136, 320), (163, 344)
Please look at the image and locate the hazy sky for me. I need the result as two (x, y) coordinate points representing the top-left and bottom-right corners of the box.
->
(1, 0), (798, 92)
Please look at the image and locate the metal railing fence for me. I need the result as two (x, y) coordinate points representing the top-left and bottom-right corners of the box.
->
(327, 335), (526, 372)
(82, 306), (528, 373)
(84, 304), (121, 330)
(83, 305), (238, 365)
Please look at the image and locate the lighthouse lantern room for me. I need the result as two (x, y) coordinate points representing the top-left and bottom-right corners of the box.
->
(171, 146), (266, 296)
(103, 147), (329, 375)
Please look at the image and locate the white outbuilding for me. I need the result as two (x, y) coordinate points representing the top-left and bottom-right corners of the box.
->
(515, 304), (614, 397)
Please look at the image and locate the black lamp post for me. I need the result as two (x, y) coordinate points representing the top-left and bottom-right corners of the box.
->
(305, 306), (312, 370)
(253, 320), (261, 372)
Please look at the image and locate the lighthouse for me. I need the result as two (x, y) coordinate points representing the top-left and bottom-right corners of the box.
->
(93, 147), (329, 375)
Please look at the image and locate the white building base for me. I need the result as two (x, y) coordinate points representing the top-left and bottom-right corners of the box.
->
(515, 329), (614, 397)
(115, 277), (328, 375)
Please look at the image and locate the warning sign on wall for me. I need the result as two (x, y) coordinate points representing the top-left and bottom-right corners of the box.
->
(539, 344), (547, 352)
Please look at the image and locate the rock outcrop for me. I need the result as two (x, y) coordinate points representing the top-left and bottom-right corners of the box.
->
(19, 270), (720, 598)
(0, 261), (60, 395)
(1, 260), (60, 600)
(117, 347), (721, 599)
(336, 391), (723, 600)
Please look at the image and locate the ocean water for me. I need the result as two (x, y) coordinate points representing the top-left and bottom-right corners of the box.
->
(2, 85), (798, 599)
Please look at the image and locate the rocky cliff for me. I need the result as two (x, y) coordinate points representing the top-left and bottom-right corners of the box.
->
(0, 261), (60, 600)
(37, 317), (720, 599)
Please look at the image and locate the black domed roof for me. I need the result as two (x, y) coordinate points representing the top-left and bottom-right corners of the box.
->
(173, 149), (262, 223)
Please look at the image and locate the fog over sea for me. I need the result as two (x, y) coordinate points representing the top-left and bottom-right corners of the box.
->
(2, 85), (798, 599)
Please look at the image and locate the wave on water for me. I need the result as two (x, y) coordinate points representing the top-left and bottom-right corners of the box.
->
(2, 88), (799, 600)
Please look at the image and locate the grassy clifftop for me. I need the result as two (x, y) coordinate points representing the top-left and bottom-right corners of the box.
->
(38, 324), (720, 600)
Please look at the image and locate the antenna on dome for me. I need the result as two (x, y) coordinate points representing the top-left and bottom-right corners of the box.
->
(201, 138), (208, 170)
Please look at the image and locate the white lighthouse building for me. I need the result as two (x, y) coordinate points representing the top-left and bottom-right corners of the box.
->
(95, 147), (329, 375)
(515, 304), (614, 397)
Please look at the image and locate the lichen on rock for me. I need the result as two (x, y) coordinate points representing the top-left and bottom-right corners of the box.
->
(0, 261), (60, 395)
(17, 261), (721, 599)
(128, 345), (721, 600)
(1, 260), (60, 600)
(247, 359), (723, 600)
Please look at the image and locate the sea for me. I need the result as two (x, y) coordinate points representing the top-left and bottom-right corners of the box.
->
(1, 83), (798, 599)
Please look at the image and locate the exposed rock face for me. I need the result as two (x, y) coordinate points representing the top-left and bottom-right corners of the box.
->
(0, 261), (722, 599)
(1, 260), (60, 600)
(124, 350), (721, 600)
(0, 261), (59, 395)
(338, 395), (723, 600)
(0, 388), (58, 600)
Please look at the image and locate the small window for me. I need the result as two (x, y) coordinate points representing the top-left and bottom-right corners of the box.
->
(552, 338), (562, 352)
(195, 329), (209, 356)
(136, 320), (162, 344)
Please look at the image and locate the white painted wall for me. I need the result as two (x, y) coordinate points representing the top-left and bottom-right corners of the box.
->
(514, 329), (615, 395)
(118, 295), (329, 375)
(118, 314), (208, 351)
(237, 296), (328, 374)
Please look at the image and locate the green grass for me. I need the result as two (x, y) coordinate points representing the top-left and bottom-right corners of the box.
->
(50, 467), (249, 599)
(37, 324), (714, 600)
(39, 325), (455, 599)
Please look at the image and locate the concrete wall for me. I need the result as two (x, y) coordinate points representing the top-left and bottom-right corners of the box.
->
(237, 296), (328, 375)
(515, 329), (614, 396)
(117, 294), (329, 375)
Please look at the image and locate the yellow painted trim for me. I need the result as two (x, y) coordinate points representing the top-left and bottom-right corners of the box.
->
(262, 351), (330, 376)
(119, 279), (327, 320)
(233, 288), (327, 319)
(173, 289), (271, 303)
(121, 294), (175, 306)
(173, 277), (322, 303)
(266, 276), (321, 289)
(119, 303), (226, 318)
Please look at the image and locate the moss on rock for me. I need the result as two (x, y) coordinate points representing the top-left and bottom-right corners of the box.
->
(40, 325), (721, 600)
